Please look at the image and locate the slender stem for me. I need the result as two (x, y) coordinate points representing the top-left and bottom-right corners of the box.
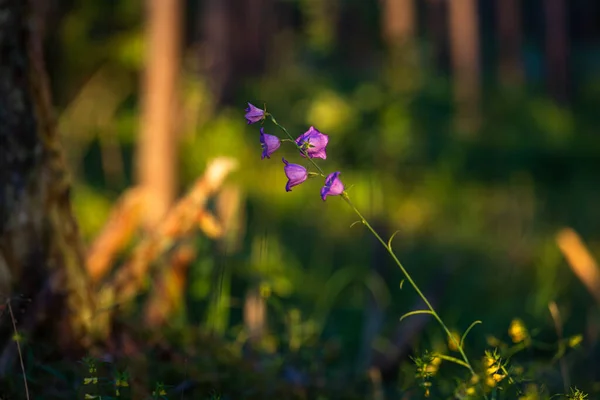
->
(346, 196), (487, 398)
(342, 195), (475, 374)
(8, 300), (30, 400)
(266, 114), (485, 397)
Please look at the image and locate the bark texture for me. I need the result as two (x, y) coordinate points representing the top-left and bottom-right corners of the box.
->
(0, 0), (95, 373)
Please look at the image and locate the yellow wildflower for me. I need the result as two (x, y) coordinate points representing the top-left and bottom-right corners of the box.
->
(448, 331), (461, 352)
(508, 319), (528, 343)
(568, 334), (583, 348)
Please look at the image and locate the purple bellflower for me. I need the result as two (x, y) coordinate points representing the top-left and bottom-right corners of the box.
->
(321, 171), (344, 201)
(282, 158), (308, 192)
(295, 126), (329, 159)
(260, 128), (281, 159)
(245, 103), (266, 124)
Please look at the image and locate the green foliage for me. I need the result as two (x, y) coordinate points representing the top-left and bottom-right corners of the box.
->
(10, 0), (599, 398)
(565, 387), (589, 400)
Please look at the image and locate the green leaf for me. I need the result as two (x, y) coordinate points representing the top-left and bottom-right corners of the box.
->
(431, 353), (471, 369)
(399, 279), (405, 290)
(387, 230), (401, 249)
(349, 220), (363, 229)
(399, 309), (434, 322)
(460, 320), (482, 348)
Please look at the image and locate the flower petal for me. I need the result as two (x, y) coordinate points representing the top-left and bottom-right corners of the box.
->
(306, 126), (329, 148)
(309, 148), (327, 160)
(295, 126), (329, 159)
(282, 157), (308, 192)
(260, 128), (281, 159)
(245, 102), (265, 124)
(321, 171), (344, 200)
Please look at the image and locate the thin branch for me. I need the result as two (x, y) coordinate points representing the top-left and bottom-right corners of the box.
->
(8, 300), (30, 400)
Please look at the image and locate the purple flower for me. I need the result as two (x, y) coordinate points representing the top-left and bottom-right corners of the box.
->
(260, 128), (281, 159)
(295, 126), (329, 159)
(321, 171), (344, 201)
(245, 103), (266, 124)
(282, 158), (308, 192)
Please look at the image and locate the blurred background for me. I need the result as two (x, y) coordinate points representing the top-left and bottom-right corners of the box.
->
(35, 0), (600, 397)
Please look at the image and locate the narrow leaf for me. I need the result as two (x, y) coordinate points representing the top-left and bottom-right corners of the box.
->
(460, 320), (482, 348)
(349, 220), (362, 229)
(400, 310), (434, 322)
(399, 279), (405, 290)
(431, 353), (470, 369)
(387, 230), (402, 249)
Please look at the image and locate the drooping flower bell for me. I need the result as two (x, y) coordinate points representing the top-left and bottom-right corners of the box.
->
(282, 158), (308, 192)
(321, 171), (344, 201)
(245, 103), (266, 124)
(260, 128), (281, 159)
(295, 126), (329, 159)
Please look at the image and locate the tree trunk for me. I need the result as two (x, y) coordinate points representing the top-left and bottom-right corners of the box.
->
(544, 0), (569, 104)
(426, 0), (448, 71)
(381, 0), (416, 49)
(200, 0), (272, 105)
(137, 0), (181, 230)
(0, 0), (95, 374)
(448, 0), (481, 135)
(496, 0), (523, 87)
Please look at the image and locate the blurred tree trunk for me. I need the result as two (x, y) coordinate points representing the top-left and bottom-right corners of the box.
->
(137, 0), (182, 229)
(0, 0), (95, 373)
(544, 0), (570, 104)
(426, 0), (448, 70)
(448, 0), (481, 135)
(201, 0), (272, 105)
(496, 0), (523, 87)
(381, 0), (420, 95)
(381, 0), (415, 49)
(202, 0), (232, 105)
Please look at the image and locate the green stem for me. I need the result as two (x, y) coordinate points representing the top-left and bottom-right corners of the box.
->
(342, 195), (474, 372)
(348, 196), (487, 398)
(267, 113), (485, 397)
